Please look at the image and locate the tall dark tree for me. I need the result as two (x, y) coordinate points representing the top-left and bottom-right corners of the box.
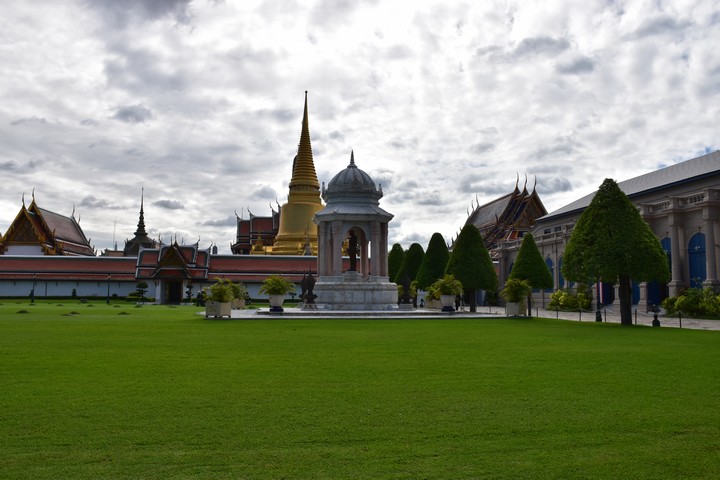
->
(416, 233), (450, 290)
(446, 224), (497, 312)
(509, 233), (553, 316)
(562, 178), (669, 325)
(388, 243), (405, 283)
(394, 243), (425, 284)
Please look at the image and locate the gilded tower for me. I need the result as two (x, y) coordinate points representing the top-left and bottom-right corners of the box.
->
(271, 92), (323, 255)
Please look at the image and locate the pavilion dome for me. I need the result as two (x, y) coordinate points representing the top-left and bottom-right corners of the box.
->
(322, 151), (383, 205)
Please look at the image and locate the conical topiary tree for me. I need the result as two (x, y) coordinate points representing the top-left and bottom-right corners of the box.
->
(562, 178), (669, 325)
(394, 243), (425, 284)
(388, 243), (405, 283)
(416, 232), (450, 290)
(446, 224), (497, 312)
(509, 233), (553, 316)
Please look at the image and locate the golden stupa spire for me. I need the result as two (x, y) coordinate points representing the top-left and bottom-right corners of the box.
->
(289, 91), (320, 190)
(271, 91), (324, 255)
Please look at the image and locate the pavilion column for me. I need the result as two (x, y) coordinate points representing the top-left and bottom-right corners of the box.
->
(668, 208), (684, 297)
(380, 222), (389, 277)
(332, 222), (344, 276)
(360, 235), (369, 278)
(703, 204), (718, 285)
(317, 223), (327, 276)
(370, 222), (381, 277)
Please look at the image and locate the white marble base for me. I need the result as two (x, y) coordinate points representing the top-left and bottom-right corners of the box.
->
(313, 272), (398, 310)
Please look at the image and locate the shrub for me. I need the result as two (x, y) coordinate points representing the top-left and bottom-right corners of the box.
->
(259, 275), (295, 296)
(549, 288), (591, 311)
(500, 278), (531, 303)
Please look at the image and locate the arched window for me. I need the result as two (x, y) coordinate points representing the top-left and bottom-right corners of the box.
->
(545, 257), (554, 293)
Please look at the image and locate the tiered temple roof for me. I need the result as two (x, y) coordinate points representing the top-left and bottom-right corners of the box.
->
(462, 177), (547, 257)
(0, 196), (95, 256)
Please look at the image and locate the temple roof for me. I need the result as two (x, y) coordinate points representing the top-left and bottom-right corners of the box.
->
(542, 150), (720, 220)
(1, 198), (95, 256)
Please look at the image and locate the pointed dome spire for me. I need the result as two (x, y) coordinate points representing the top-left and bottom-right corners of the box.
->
(135, 187), (148, 237)
(288, 91), (320, 190)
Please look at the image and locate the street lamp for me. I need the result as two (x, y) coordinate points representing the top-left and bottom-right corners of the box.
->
(106, 274), (111, 304)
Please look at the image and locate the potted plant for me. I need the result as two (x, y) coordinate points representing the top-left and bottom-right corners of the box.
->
(259, 275), (296, 312)
(430, 274), (463, 312)
(205, 278), (235, 318)
(500, 278), (531, 316)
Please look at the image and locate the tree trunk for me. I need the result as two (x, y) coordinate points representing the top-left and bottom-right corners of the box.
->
(467, 289), (477, 312)
(618, 274), (633, 325)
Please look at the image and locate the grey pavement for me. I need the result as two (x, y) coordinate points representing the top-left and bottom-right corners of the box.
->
(212, 305), (720, 331)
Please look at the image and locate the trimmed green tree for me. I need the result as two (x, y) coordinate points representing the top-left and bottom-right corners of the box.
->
(394, 243), (425, 284)
(395, 243), (425, 306)
(446, 224), (497, 312)
(509, 233), (553, 316)
(388, 243), (405, 283)
(416, 233), (450, 290)
(562, 178), (669, 325)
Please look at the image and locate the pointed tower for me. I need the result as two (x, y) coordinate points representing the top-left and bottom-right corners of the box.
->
(272, 92), (324, 255)
(124, 188), (159, 256)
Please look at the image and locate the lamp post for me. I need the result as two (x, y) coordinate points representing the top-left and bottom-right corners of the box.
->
(106, 274), (111, 304)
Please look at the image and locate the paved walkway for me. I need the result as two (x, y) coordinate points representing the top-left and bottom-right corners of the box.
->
(214, 305), (720, 331)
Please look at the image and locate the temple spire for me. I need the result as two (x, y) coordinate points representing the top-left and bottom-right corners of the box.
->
(135, 187), (148, 237)
(288, 91), (320, 190)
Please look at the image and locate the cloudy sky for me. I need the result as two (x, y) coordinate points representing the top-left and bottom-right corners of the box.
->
(1, 0), (718, 254)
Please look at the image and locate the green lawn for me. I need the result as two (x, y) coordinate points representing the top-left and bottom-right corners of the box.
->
(1, 300), (719, 479)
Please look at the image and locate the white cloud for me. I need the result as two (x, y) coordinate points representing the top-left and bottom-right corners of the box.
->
(0, 0), (718, 254)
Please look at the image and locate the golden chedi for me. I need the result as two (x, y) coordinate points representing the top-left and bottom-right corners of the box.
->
(271, 92), (323, 255)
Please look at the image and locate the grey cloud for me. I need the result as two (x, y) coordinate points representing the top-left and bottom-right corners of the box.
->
(475, 36), (570, 63)
(79, 195), (125, 209)
(87, 0), (193, 28)
(634, 15), (693, 38)
(530, 137), (578, 160)
(0, 161), (18, 170)
(470, 142), (495, 154)
(386, 44), (413, 59)
(199, 215), (237, 227)
(111, 104), (153, 123)
(104, 46), (187, 94)
(309, 0), (377, 29)
(388, 136), (418, 150)
(537, 177), (573, 194)
(512, 36), (570, 58)
(10, 117), (49, 126)
(153, 199), (185, 209)
(556, 56), (595, 74)
(459, 176), (514, 196)
(251, 185), (278, 200)
(328, 130), (345, 141)
(79, 118), (99, 126)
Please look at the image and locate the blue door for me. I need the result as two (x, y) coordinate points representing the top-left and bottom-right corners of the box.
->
(647, 237), (671, 306)
(688, 233), (706, 288)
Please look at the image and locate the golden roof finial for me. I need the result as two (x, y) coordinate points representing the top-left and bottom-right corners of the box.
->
(288, 91), (319, 190)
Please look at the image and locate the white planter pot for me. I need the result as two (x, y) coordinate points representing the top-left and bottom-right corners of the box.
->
(440, 294), (456, 312)
(505, 301), (525, 316)
(269, 294), (285, 312)
(206, 301), (232, 318)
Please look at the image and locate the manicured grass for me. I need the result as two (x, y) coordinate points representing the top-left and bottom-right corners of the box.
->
(1, 300), (719, 479)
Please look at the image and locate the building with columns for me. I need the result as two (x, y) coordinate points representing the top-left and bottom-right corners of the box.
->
(497, 150), (720, 309)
